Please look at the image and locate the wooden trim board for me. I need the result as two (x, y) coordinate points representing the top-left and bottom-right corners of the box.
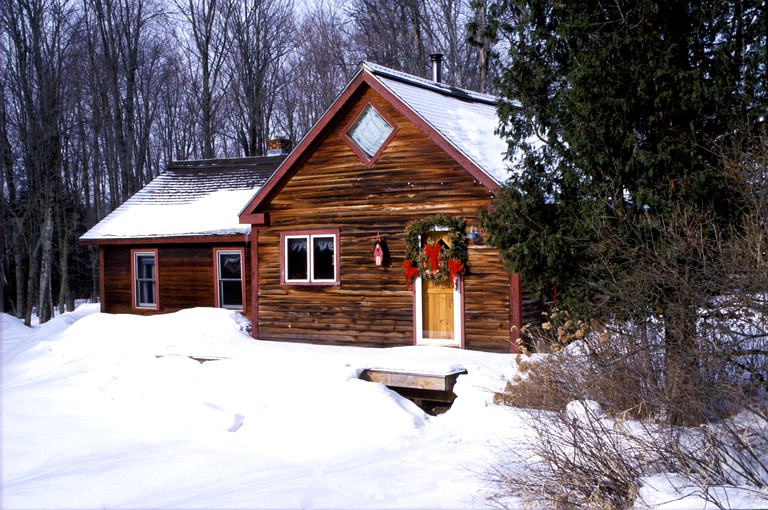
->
(359, 368), (467, 392)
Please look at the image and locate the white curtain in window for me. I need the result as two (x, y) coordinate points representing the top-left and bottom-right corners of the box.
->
(314, 238), (334, 252)
(290, 239), (307, 252)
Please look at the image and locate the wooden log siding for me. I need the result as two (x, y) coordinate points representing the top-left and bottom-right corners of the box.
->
(254, 86), (522, 352)
(101, 243), (251, 315)
(464, 245), (516, 352)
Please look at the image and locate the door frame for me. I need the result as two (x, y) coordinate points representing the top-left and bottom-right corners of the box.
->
(412, 228), (465, 348)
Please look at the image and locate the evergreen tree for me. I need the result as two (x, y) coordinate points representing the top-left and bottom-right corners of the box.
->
(477, 0), (767, 424)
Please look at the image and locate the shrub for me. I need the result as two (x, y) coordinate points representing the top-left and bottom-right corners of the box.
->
(492, 316), (768, 509)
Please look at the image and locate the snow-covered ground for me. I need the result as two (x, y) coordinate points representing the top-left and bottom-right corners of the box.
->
(2, 306), (766, 508)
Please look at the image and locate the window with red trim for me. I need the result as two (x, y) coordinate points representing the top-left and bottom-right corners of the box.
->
(214, 248), (245, 310)
(132, 249), (158, 310)
(281, 230), (339, 285)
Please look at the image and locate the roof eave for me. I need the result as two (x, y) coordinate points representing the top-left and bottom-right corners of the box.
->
(79, 233), (248, 246)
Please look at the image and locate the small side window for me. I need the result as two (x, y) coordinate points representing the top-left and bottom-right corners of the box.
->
(132, 249), (158, 310)
(281, 230), (339, 285)
(215, 248), (245, 310)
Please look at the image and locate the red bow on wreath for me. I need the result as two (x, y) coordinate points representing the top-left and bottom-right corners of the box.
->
(403, 259), (420, 290)
(423, 242), (442, 271)
(448, 258), (464, 289)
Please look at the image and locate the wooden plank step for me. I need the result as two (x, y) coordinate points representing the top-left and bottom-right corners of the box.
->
(359, 367), (467, 393)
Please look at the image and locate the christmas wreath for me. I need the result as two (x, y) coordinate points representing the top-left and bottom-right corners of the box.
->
(403, 214), (468, 290)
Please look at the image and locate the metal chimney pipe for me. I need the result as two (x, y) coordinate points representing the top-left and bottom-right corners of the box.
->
(430, 53), (443, 83)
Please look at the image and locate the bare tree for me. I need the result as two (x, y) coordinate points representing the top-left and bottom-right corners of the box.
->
(277, 0), (353, 141)
(173, 0), (231, 159)
(0, 64), (13, 314)
(424, 0), (480, 88)
(62, 43), (102, 307)
(466, 0), (495, 92)
(346, 0), (434, 77)
(153, 49), (198, 162)
(87, 0), (165, 203)
(346, 0), (493, 90)
(1, 0), (75, 323)
(430, 0), (501, 91)
(227, 0), (294, 156)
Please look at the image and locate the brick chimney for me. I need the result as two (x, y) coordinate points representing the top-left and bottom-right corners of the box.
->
(267, 137), (292, 156)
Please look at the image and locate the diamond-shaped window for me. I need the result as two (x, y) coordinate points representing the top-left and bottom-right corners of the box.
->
(347, 105), (395, 162)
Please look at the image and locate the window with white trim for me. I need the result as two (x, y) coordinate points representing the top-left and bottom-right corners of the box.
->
(282, 231), (339, 285)
(215, 248), (244, 310)
(133, 250), (158, 309)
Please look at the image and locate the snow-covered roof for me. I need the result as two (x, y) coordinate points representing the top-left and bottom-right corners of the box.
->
(81, 157), (284, 242)
(363, 62), (512, 185)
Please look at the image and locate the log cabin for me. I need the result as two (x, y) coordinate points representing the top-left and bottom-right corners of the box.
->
(239, 59), (543, 353)
(80, 154), (286, 315)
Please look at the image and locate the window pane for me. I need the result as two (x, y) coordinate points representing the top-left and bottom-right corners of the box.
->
(137, 255), (155, 279)
(218, 253), (241, 279)
(286, 237), (308, 280)
(312, 236), (335, 281)
(348, 106), (393, 158)
(220, 280), (243, 308)
(138, 281), (155, 305)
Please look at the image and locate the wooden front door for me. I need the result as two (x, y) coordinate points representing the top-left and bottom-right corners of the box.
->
(423, 277), (454, 339)
(415, 230), (462, 347)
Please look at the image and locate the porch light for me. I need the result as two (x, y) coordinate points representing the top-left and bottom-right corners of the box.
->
(467, 226), (482, 244)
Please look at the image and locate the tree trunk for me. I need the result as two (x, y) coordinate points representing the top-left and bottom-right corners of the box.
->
(0, 209), (4, 314)
(24, 243), (39, 326)
(37, 202), (55, 323)
(473, 1), (491, 93)
(58, 234), (70, 314)
(13, 231), (25, 318)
